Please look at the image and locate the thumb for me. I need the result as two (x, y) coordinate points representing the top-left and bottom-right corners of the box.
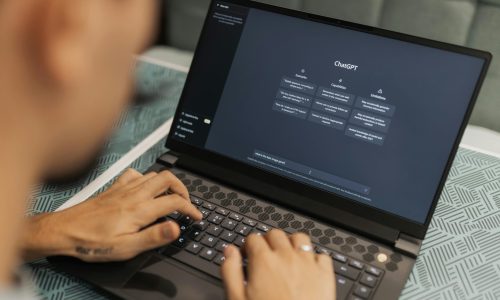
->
(221, 245), (246, 300)
(122, 221), (181, 256)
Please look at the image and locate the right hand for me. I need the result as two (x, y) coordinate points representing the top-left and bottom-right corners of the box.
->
(221, 230), (336, 300)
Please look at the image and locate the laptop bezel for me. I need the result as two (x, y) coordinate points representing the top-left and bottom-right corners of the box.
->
(165, 0), (492, 240)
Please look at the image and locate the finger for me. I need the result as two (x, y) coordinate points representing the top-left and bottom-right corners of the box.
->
(264, 229), (292, 252)
(104, 169), (143, 194)
(221, 245), (246, 300)
(120, 221), (181, 256)
(244, 233), (270, 260)
(126, 172), (157, 190)
(103, 171), (156, 198)
(316, 254), (335, 296)
(316, 253), (334, 273)
(138, 194), (202, 223)
(116, 168), (143, 185)
(139, 171), (189, 200)
(289, 233), (314, 259)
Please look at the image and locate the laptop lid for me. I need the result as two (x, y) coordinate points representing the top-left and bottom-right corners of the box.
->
(166, 0), (491, 240)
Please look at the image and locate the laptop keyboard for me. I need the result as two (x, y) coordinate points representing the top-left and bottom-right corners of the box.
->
(159, 195), (384, 300)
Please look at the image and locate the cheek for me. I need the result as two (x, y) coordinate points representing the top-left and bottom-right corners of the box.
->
(123, 0), (158, 52)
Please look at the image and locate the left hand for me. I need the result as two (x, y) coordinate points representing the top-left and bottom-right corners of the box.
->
(22, 168), (202, 262)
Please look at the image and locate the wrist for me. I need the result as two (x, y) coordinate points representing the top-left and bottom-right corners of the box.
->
(21, 213), (75, 262)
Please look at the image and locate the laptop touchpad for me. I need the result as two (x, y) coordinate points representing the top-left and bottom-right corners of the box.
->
(122, 259), (225, 300)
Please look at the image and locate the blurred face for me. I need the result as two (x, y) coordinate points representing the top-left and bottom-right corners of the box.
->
(0, 0), (158, 179)
(43, 0), (158, 177)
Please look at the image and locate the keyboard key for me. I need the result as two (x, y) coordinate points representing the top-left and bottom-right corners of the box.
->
(353, 284), (372, 299)
(167, 211), (180, 220)
(191, 197), (203, 206)
(187, 227), (203, 241)
(220, 230), (237, 242)
(315, 246), (331, 255)
(242, 218), (257, 227)
(199, 248), (217, 261)
(193, 220), (209, 231)
(214, 253), (226, 265)
(360, 273), (378, 288)
(234, 236), (246, 247)
(206, 225), (223, 237)
(207, 213), (224, 225)
(179, 224), (189, 233)
(215, 241), (230, 252)
(201, 235), (218, 248)
(202, 203), (216, 211)
(199, 208), (211, 219)
(335, 264), (360, 281)
(179, 215), (194, 225)
(332, 252), (348, 263)
(186, 242), (202, 254)
(235, 224), (252, 236)
(366, 266), (382, 277)
(257, 223), (271, 232)
(349, 259), (364, 270)
(221, 219), (238, 230)
(336, 276), (354, 300)
(216, 207), (230, 216)
(173, 236), (188, 248)
(229, 213), (243, 221)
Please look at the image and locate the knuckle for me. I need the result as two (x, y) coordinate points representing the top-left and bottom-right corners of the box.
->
(159, 170), (174, 181)
(125, 168), (137, 175)
(159, 170), (174, 176)
(267, 229), (282, 237)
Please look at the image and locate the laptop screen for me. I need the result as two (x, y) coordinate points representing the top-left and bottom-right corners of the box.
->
(170, 1), (486, 224)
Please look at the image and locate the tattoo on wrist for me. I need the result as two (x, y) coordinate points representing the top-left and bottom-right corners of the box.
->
(75, 246), (113, 256)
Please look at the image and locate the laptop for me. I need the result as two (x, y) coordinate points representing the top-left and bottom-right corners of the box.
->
(50, 0), (491, 299)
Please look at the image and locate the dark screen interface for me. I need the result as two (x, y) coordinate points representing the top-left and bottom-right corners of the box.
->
(171, 1), (485, 224)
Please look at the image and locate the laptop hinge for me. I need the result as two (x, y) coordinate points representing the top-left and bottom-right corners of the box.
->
(157, 151), (180, 167)
(394, 233), (422, 258)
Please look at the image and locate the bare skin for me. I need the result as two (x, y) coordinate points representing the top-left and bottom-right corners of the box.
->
(21, 169), (203, 263)
(223, 231), (336, 300)
(0, 0), (336, 298)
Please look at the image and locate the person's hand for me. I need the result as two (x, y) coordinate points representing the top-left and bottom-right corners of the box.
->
(221, 230), (336, 300)
(22, 169), (202, 262)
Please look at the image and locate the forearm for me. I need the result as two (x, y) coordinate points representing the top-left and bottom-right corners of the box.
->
(21, 213), (75, 262)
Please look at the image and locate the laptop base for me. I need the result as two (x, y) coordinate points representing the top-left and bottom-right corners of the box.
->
(50, 161), (416, 300)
